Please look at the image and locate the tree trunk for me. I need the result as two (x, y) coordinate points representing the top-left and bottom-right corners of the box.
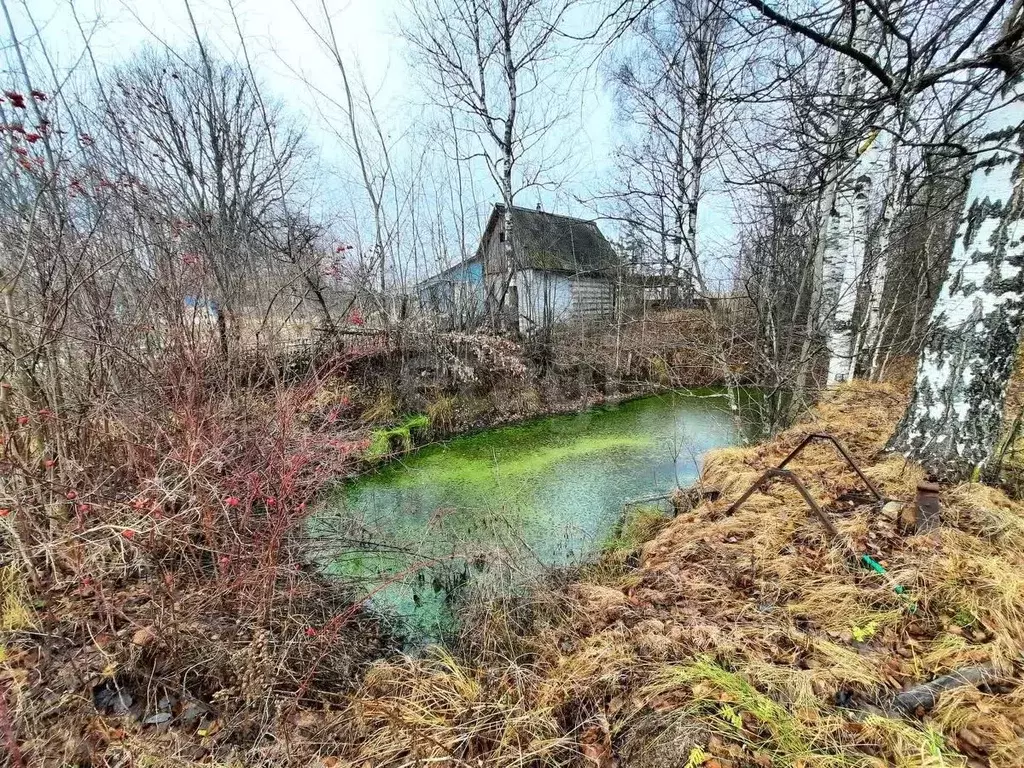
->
(489, 0), (518, 332)
(826, 136), (879, 385)
(823, 182), (865, 384)
(790, 180), (836, 420)
(888, 79), (1024, 480)
(860, 130), (902, 376)
(861, 208), (892, 377)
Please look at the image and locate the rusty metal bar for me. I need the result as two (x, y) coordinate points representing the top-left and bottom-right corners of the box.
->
(777, 432), (884, 502)
(725, 433), (881, 540)
(726, 468), (840, 539)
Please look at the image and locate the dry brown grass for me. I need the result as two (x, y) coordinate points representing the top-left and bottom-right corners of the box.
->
(326, 382), (1024, 768)
(10, 380), (1024, 767)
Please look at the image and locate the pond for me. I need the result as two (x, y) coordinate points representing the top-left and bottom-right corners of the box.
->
(314, 388), (760, 641)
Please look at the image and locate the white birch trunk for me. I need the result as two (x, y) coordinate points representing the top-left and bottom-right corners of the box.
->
(821, 5), (889, 386)
(861, 214), (891, 377)
(826, 134), (884, 385)
(858, 131), (900, 376)
(823, 177), (867, 384)
(819, 175), (853, 336)
(889, 79), (1024, 480)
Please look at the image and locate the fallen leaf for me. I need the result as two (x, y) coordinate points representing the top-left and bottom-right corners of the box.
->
(132, 625), (157, 646)
(197, 719), (221, 737)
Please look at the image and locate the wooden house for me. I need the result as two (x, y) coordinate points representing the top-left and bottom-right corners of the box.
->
(417, 204), (622, 333)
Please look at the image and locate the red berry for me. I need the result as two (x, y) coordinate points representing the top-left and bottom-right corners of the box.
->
(65, 490), (77, 500)
(121, 529), (135, 540)
(304, 627), (317, 637)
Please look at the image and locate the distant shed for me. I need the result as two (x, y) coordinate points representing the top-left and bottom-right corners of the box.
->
(479, 204), (621, 333)
(415, 204), (624, 333)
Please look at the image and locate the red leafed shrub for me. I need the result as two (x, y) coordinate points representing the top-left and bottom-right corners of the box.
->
(1, 347), (392, 765)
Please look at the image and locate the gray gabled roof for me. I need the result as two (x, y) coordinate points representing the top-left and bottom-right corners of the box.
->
(484, 204), (621, 274)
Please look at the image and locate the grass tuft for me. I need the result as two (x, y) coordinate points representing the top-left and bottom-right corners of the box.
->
(0, 566), (34, 632)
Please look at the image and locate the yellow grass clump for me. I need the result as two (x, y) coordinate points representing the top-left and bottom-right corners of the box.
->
(0, 565), (35, 632)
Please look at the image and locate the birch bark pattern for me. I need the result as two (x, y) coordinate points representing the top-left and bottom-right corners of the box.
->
(862, 136), (898, 379)
(826, 135), (884, 385)
(889, 80), (1024, 479)
(823, 176), (867, 384)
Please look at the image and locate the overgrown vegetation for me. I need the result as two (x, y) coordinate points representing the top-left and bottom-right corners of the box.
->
(0, 319), (753, 765)
(0, 353), (397, 764)
(3, 0), (1024, 763)
(319, 384), (1024, 767)
(4, 352), (1023, 766)
(367, 413), (432, 460)
(603, 506), (670, 556)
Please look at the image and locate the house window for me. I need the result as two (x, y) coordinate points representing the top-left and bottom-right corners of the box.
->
(499, 231), (506, 243)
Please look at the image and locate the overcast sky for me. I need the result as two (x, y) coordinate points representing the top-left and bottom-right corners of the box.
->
(8, 0), (735, 277)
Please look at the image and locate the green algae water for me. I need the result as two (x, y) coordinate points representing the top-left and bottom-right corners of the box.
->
(316, 389), (758, 641)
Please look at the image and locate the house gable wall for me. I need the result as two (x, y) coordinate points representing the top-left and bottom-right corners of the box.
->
(516, 268), (615, 334)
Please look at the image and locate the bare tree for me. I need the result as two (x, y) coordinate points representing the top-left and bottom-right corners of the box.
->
(99, 49), (307, 356)
(403, 0), (579, 327)
(609, 0), (743, 302)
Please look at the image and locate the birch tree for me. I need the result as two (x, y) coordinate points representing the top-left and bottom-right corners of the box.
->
(888, 73), (1024, 479)
(744, 0), (1021, 398)
(609, 0), (740, 303)
(824, 131), (887, 385)
(741, 0), (1024, 478)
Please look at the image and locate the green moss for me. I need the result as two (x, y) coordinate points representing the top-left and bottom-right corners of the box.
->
(404, 413), (431, 431)
(952, 607), (977, 628)
(367, 430), (392, 460)
(380, 433), (651, 490)
(651, 658), (812, 759)
(322, 389), (764, 641)
(366, 413), (432, 461)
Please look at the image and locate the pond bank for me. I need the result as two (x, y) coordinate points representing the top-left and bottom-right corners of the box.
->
(337, 382), (1024, 767)
(360, 382), (746, 466)
(338, 310), (759, 464)
(315, 388), (765, 642)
